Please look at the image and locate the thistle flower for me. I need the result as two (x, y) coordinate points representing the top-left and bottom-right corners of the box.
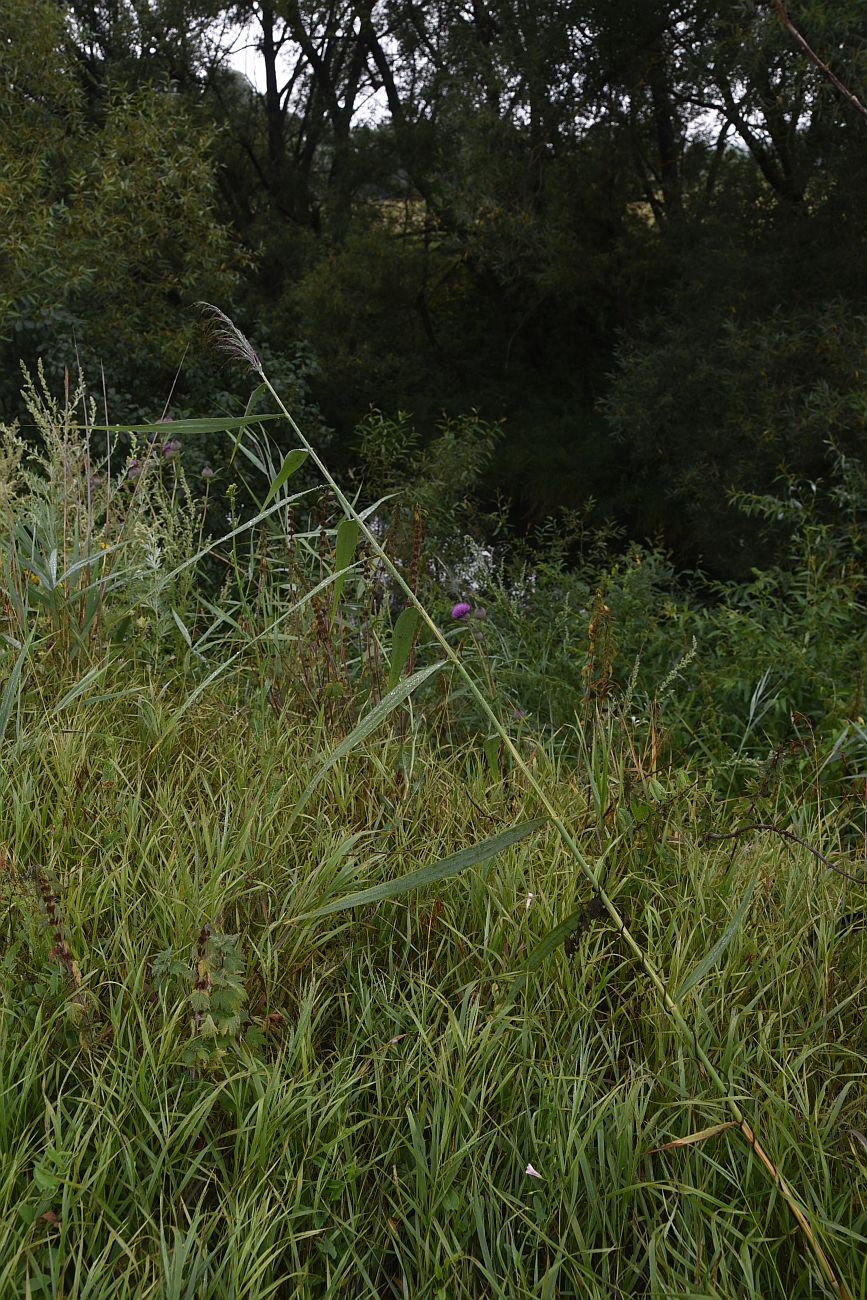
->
(451, 602), (472, 619)
(127, 458), (141, 480)
(201, 464), (215, 480)
(162, 438), (182, 459)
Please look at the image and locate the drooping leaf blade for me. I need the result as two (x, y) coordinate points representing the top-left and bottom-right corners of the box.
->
(290, 661), (445, 823)
(228, 381), (273, 467)
(171, 608), (192, 648)
(51, 661), (112, 714)
(331, 519), (360, 617)
(86, 416), (281, 435)
(305, 819), (546, 918)
(0, 630), (34, 743)
(505, 905), (591, 1004)
(504, 839), (622, 1003)
(263, 449), (310, 508)
(387, 607), (420, 692)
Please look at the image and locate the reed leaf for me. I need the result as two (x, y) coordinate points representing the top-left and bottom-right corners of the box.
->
(290, 662), (445, 823)
(304, 819), (546, 919)
(0, 631), (34, 744)
(331, 519), (360, 617)
(387, 608), (420, 692)
(263, 449), (310, 508)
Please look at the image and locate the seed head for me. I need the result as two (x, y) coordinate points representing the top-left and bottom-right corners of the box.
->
(197, 303), (262, 374)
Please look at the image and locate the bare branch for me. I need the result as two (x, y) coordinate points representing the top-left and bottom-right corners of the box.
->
(775, 0), (867, 124)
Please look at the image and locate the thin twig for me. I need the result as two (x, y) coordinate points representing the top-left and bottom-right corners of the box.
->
(775, 1), (867, 124)
(704, 822), (867, 885)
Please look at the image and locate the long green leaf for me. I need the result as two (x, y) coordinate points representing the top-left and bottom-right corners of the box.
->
(290, 661), (445, 823)
(171, 608), (192, 648)
(51, 662), (112, 714)
(505, 838), (623, 1002)
(387, 607), (420, 692)
(86, 416), (280, 435)
(0, 630), (34, 743)
(331, 519), (360, 617)
(676, 859), (761, 1000)
(263, 449), (310, 508)
(228, 381), (273, 468)
(305, 819), (546, 918)
(505, 905), (590, 1003)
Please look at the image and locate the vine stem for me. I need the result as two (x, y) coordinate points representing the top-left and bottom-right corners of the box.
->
(258, 368), (849, 1299)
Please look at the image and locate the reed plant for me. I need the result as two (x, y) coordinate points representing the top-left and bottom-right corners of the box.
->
(0, 329), (864, 1297)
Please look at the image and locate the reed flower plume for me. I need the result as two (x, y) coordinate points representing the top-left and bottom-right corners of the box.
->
(197, 303), (262, 374)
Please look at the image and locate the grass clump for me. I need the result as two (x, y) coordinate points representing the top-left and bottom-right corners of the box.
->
(0, 687), (864, 1297)
(0, 342), (865, 1297)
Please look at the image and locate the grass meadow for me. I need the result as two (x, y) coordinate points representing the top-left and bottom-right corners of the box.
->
(0, 339), (865, 1297)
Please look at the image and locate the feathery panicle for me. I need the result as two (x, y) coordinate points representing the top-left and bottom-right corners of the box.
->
(197, 303), (262, 374)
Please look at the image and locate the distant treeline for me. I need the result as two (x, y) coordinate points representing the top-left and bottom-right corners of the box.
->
(4, 1), (867, 575)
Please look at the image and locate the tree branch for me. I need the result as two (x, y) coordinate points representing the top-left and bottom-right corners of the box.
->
(775, 0), (867, 124)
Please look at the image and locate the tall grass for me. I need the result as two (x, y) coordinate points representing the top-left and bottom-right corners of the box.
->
(0, 342), (864, 1297)
(0, 685), (864, 1297)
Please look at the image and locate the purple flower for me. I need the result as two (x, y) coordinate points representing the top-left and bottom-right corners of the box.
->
(127, 458), (141, 480)
(201, 464), (215, 480)
(162, 438), (182, 459)
(451, 602), (472, 620)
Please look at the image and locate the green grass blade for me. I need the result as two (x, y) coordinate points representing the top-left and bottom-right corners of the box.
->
(387, 608), (420, 692)
(0, 630), (34, 743)
(505, 839), (623, 1002)
(304, 819), (546, 918)
(171, 609), (192, 648)
(676, 859), (761, 1000)
(290, 661), (445, 822)
(262, 449), (309, 508)
(50, 662), (112, 714)
(331, 519), (360, 617)
(505, 905), (591, 1003)
(228, 381), (271, 464)
(86, 416), (281, 435)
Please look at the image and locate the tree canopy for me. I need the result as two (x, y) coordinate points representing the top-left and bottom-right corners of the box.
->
(3, 0), (867, 571)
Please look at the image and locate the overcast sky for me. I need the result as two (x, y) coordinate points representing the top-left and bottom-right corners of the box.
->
(223, 18), (268, 92)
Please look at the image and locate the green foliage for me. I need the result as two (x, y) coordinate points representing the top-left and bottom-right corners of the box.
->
(7, 0), (867, 570)
(153, 928), (253, 1067)
(603, 298), (867, 573)
(0, 649), (863, 1296)
(0, 363), (208, 673)
(455, 458), (866, 790)
(357, 407), (501, 569)
(0, 0), (243, 418)
(0, 365), (863, 1296)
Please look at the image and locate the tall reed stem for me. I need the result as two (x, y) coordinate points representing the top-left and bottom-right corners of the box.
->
(204, 309), (848, 1299)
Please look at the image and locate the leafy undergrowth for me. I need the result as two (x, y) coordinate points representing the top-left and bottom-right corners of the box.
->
(0, 685), (864, 1299)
